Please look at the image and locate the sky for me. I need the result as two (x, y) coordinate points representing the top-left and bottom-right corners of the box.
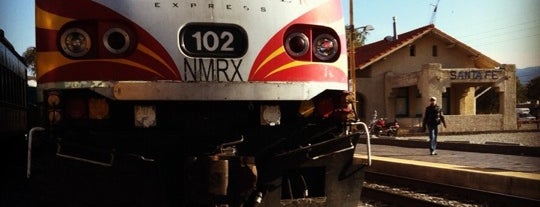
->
(1, 0), (539, 68)
(341, 0), (540, 68)
(0, 0), (34, 54)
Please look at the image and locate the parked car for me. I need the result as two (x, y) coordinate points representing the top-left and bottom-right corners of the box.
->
(517, 113), (536, 123)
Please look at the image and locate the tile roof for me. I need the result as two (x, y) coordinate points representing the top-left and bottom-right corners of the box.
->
(354, 24), (500, 69)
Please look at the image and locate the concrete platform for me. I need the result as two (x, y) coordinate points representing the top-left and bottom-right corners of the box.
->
(354, 144), (540, 200)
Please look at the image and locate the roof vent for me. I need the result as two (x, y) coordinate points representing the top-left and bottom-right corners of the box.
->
(392, 16), (398, 40)
(384, 16), (398, 42)
(384, 36), (395, 42)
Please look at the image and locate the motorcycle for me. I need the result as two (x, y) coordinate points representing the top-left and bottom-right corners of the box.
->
(371, 118), (400, 137)
(367, 111), (400, 137)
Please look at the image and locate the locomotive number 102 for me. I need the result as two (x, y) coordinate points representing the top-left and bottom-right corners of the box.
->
(180, 23), (248, 58)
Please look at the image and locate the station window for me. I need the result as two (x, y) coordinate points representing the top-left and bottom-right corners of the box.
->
(415, 93), (423, 117)
(476, 87), (500, 114)
(409, 45), (416, 56)
(432, 45), (438, 57)
(442, 89), (450, 115)
(395, 87), (409, 117)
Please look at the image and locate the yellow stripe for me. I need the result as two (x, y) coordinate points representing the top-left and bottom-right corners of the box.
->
(37, 52), (165, 79)
(254, 47), (285, 75)
(137, 44), (178, 77)
(36, 6), (73, 30)
(264, 61), (310, 78)
(355, 155), (540, 180)
(36, 52), (68, 79)
(100, 59), (166, 78)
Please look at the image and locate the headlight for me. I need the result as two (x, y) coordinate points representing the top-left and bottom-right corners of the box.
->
(134, 105), (157, 128)
(312, 33), (338, 61)
(46, 91), (62, 124)
(261, 105), (281, 126)
(65, 97), (87, 119)
(89, 98), (110, 120)
(47, 92), (61, 107)
(60, 28), (92, 58)
(285, 32), (309, 58)
(48, 110), (62, 124)
(103, 28), (131, 54)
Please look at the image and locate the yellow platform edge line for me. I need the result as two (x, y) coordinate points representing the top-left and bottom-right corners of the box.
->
(354, 154), (540, 180)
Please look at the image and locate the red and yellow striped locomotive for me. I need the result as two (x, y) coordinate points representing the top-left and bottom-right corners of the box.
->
(32, 0), (367, 206)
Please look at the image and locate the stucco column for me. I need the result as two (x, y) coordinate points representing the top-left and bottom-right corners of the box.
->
(385, 72), (396, 119)
(498, 64), (517, 130)
(452, 85), (476, 115)
(418, 63), (445, 104)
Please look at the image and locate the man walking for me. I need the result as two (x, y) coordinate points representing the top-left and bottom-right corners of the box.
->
(422, 97), (446, 155)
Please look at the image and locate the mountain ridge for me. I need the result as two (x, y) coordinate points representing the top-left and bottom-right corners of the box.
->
(516, 66), (540, 84)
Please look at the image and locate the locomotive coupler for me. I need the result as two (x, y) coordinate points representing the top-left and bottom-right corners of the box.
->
(216, 136), (244, 156)
(185, 136), (257, 206)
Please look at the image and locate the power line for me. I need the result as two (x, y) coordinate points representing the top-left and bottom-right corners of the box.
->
(456, 18), (540, 40)
(459, 25), (540, 44)
(468, 33), (540, 47)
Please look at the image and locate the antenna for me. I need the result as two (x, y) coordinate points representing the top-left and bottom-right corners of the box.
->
(429, 0), (440, 25)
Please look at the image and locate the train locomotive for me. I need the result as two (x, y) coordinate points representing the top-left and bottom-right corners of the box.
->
(31, 0), (370, 206)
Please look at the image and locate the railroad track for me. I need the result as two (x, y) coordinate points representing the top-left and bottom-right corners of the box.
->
(362, 171), (540, 207)
(361, 186), (448, 207)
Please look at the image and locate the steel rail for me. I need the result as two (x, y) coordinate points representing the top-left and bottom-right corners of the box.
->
(361, 186), (449, 207)
(364, 171), (540, 207)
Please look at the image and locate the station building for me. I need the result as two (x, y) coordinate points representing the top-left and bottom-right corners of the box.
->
(353, 24), (517, 133)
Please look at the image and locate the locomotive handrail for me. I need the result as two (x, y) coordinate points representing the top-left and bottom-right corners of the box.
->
(220, 136), (244, 147)
(308, 140), (355, 160)
(27, 127), (45, 178)
(350, 121), (372, 166)
(274, 132), (356, 159)
(56, 144), (115, 167)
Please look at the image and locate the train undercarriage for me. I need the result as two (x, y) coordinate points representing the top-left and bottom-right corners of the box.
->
(28, 89), (370, 207)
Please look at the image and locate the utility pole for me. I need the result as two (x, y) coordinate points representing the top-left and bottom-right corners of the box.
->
(347, 0), (358, 122)
(349, 0), (356, 95)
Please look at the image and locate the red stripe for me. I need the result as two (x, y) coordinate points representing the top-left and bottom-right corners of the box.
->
(249, 31), (286, 79)
(249, 0), (345, 81)
(250, 52), (292, 80)
(36, 0), (120, 20)
(36, 0), (181, 82)
(35, 28), (58, 52)
(129, 50), (179, 79)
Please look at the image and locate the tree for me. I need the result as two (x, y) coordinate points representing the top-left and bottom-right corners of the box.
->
(345, 25), (370, 48)
(516, 79), (528, 103)
(526, 76), (540, 102)
(22, 46), (36, 77)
